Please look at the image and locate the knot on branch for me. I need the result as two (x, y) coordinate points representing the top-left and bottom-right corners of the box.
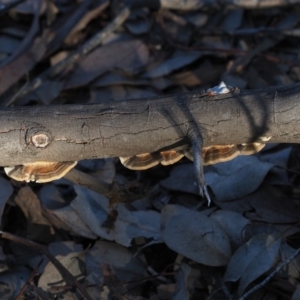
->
(31, 133), (50, 148)
(26, 128), (51, 148)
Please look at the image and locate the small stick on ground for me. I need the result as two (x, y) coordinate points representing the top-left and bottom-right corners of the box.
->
(239, 246), (300, 300)
(64, 167), (111, 196)
(15, 262), (41, 300)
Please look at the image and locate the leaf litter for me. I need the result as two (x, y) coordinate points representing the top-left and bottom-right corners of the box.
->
(0, 1), (300, 299)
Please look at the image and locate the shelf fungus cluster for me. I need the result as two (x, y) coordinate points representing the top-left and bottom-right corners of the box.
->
(4, 145), (267, 184)
(4, 143), (265, 184)
(119, 142), (266, 170)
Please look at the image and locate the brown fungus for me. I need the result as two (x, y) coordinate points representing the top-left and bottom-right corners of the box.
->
(5, 161), (77, 183)
(119, 143), (265, 170)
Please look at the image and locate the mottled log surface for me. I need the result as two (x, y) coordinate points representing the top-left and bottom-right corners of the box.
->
(1, 83), (299, 166)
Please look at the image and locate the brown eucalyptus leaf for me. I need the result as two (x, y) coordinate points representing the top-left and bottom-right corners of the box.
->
(210, 210), (249, 249)
(143, 50), (201, 78)
(71, 186), (161, 246)
(38, 251), (85, 295)
(65, 40), (149, 89)
(205, 155), (274, 201)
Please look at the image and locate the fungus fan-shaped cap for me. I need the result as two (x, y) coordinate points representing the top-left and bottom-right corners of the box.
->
(5, 161), (77, 183)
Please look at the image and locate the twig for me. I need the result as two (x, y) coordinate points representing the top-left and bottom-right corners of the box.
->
(156, 0), (300, 10)
(239, 246), (300, 300)
(5, 74), (31, 107)
(160, 9), (187, 26)
(206, 274), (233, 300)
(219, 275), (234, 300)
(63, 167), (136, 206)
(64, 167), (111, 196)
(34, 288), (49, 300)
(0, 231), (93, 300)
(15, 260), (43, 300)
(49, 6), (131, 78)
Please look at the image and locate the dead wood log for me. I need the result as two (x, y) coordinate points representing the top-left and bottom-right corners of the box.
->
(0, 83), (299, 167)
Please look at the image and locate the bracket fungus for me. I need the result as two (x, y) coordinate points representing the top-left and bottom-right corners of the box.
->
(120, 143), (265, 170)
(5, 161), (77, 183)
(120, 150), (184, 170)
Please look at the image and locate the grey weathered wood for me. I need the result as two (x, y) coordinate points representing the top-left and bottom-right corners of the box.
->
(0, 83), (299, 166)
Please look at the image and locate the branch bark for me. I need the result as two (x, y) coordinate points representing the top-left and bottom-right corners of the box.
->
(124, 0), (300, 10)
(1, 83), (299, 167)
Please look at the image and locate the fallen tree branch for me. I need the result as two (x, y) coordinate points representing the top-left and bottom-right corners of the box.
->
(0, 83), (299, 167)
(124, 0), (300, 10)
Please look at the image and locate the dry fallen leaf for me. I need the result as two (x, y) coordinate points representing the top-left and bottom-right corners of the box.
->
(161, 205), (231, 266)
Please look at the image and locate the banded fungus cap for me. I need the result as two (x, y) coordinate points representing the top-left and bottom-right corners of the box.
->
(120, 150), (184, 170)
(119, 143), (266, 170)
(5, 161), (77, 183)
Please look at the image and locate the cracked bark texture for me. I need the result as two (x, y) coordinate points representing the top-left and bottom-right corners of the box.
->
(0, 83), (299, 167)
